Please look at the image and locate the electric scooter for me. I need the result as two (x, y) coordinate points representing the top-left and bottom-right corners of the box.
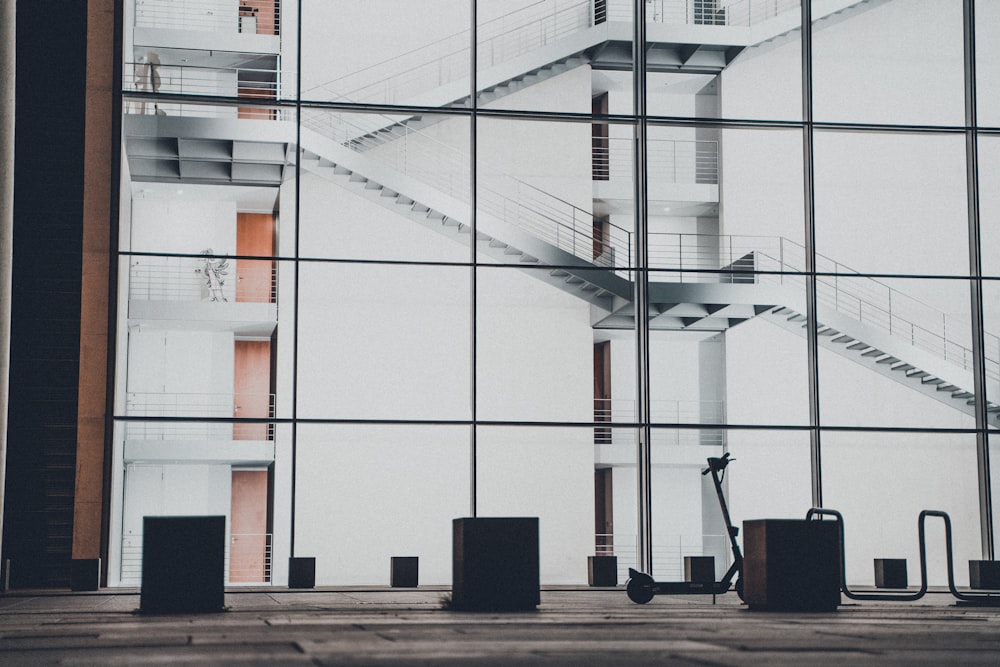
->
(626, 452), (744, 604)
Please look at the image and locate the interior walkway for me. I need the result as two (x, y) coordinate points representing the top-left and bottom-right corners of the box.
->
(2, 588), (999, 665)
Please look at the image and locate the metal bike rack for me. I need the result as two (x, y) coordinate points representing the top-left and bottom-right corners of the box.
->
(806, 507), (1000, 606)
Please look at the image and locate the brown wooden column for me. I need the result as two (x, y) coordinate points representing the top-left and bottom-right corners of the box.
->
(72, 0), (115, 569)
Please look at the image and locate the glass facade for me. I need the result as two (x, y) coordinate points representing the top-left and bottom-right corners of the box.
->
(113, 0), (998, 588)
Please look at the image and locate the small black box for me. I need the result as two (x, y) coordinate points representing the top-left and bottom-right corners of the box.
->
(588, 556), (618, 587)
(288, 557), (316, 588)
(684, 556), (716, 584)
(743, 519), (841, 612)
(969, 561), (1000, 590)
(70, 558), (101, 591)
(391, 557), (419, 587)
(141, 516), (225, 613)
(452, 517), (539, 611)
(874, 558), (908, 589)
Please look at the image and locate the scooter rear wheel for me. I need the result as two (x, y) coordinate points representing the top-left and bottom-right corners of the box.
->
(626, 572), (655, 604)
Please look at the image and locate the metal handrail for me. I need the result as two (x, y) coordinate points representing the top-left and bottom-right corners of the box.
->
(594, 136), (719, 184)
(644, 232), (1000, 382)
(302, 0), (593, 105)
(129, 259), (277, 304)
(124, 420), (275, 441)
(134, 0), (281, 35)
(125, 391), (276, 419)
(301, 108), (633, 268)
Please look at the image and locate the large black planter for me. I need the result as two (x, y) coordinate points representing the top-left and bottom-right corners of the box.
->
(452, 517), (539, 611)
(743, 519), (840, 612)
(141, 516), (226, 613)
(288, 557), (316, 589)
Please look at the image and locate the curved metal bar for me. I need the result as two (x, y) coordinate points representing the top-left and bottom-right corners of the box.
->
(806, 507), (926, 601)
(918, 510), (1000, 603)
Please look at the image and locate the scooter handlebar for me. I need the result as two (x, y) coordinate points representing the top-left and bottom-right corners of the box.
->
(702, 452), (734, 475)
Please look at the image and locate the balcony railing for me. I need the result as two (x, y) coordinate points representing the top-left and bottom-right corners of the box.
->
(126, 392), (276, 420)
(124, 420), (275, 441)
(593, 136), (719, 184)
(606, 0), (800, 26)
(596, 532), (729, 582)
(134, 0), (281, 36)
(129, 258), (277, 304)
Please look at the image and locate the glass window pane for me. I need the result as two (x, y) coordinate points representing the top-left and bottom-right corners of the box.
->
(976, 0), (1000, 127)
(297, 262), (471, 421)
(813, 0), (965, 126)
(298, 110), (471, 263)
(301, 0), (471, 107)
(476, 425), (595, 584)
(980, 136), (1000, 278)
(815, 131), (969, 277)
(479, 1), (631, 114)
(296, 424), (470, 585)
(824, 431), (981, 587)
(818, 277), (976, 430)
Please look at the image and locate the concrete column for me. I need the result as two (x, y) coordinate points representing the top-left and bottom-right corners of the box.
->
(0, 0), (16, 573)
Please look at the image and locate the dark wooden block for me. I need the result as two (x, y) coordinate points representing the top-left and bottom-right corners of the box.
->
(70, 558), (100, 591)
(874, 558), (908, 589)
(452, 517), (539, 611)
(684, 556), (715, 584)
(288, 557), (316, 589)
(743, 519), (841, 612)
(141, 516), (225, 614)
(588, 556), (618, 587)
(391, 557), (419, 588)
(969, 561), (1000, 590)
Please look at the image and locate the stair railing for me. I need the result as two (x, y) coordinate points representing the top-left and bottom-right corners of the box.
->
(302, 0), (594, 106)
(300, 106), (632, 270)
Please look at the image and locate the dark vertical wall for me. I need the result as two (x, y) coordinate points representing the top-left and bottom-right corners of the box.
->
(2, 0), (88, 588)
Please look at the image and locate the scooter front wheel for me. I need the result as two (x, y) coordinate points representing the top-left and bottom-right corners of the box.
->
(626, 571), (655, 604)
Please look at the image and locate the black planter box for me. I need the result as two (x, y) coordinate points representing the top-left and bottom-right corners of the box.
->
(288, 557), (316, 589)
(452, 517), (539, 611)
(141, 516), (225, 613)
(71, 558), (101, 591)
(969, 560), (1000, 590)
(391, 556), (419, 588)
(875, 558), (908, 589)
(588, 556), (617, 587)
(743, 519), (841, 612)
(684, 556), (715, 585)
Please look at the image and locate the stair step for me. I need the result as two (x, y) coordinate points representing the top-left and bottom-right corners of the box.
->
(333, 165), (352, 176)
(861, 349), (884, 358)
(786, 313), (806, 323)
(364, 181), (382, 191)
(952, 391), (974, 399)
(396, 196), (414, 206)
(488, 239), (508, 249)
(349, 174), (367, 183)
(906, 370), (929, 379)
(504, 247), (522, 255)
(876, 356), (900, 365)
(475, 231), (491, 241)
(936, 384), (960, 392)
(442, 218), (461, 228)
(831, 335), (854, 344)
(846, 342), (869, 351)
(892, 363), (915, 372)
(922, 377), (944, 385)
(580, 283), (599, 293)
(565, 275), (584, 285)
(412, 204), (429, 213)
(550, 269), (569, 278)
(520, 254), (539, 263)
(380, 188), (398, 198)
